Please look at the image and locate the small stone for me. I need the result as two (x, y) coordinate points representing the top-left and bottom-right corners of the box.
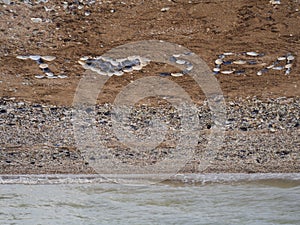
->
(31, 18), (42, 23)
(161, 7), (170, 12)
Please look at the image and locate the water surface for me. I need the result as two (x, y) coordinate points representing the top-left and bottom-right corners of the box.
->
(0, 174), (299, 225)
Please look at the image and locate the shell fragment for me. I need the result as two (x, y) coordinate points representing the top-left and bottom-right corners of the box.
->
(29, 55), (41, 61)
(221, 70), (234, 74)
(246, 52), (260, 57)
(16, 55), (29, 60)
(41, 56), (56, 61)
(215, 59), (223, 65)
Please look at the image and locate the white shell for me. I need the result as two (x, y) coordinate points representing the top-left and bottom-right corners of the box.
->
(93, 68), (108, 76)
(233, 60), (246, 65)
(31, 17), (42, 23)
(221, 70), (234, 74)
(284, 64), (292, 69)
(79, 56), (89, 61)
(223, 52), (234, 56)
(213, 68), (221, 72)
(123, 67), (133, 72)
(29, 55), (41, 61)
(171, 72), (184, 77)
(267, 65), (274, 69)
(246, 52), (259, 56)
(58, 75), (68, 78)
(215, 59), (223, 65)
(257, 71), (263, 76)
(287, 55), (295, 61)
(78, 60), (86, 66)
(277, 56), (286, 61)
(35, 75), (45, 79)
(175, 59), (186, 65)
(107, 72), (115, 77)
(16, 55), (29, 60)
(139, 57), (151, 66)
(186, 65), (193, 71)
(272, 66), (283, 70)
(41, 56), (56, 61)
(39, 63), (49, 69)
(47, 75), (58, 79)
(113, 71), (124, 76)
(132, 65), (143, 70)
(110, 60), (120, 67)
(45, 72), (54, 77)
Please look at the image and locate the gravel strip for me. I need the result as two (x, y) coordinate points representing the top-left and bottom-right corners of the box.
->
(0, 97), (299, 174)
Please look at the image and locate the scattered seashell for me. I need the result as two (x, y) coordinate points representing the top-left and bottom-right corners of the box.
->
(16, 55), (29, 60)
(80, 56), (89, 61)
(161, 7), (170, 12)
(123, 67), (133, 73)
(215, 59), (223, 65)
(221, 70), (234, 74)
(31, 17), (42, 23)
(257, 68), (268, 76)
(287, 55), (295, 61)
(175, 59), (186, 65)
(285, 69), (291, 75)
(58, 75), (68, 79)
(272, 66), (284, 70)
(186, 65), (193, 71)
(233, 60), (246, 65)
(223, 52), (234, 56)
(246, 52), (260, 57)
(47, 75), (58, 79)
(171, 72), (184, 77)
(267, 65), (274, 69)
(113, 71), (124, 76)
(39, 63), (48, 69)
(35, 75), (45, 79)
(107, 72), (115, 77)
(213, 68), (221, 72)
(285, 64), (292, 69)
(132, 65), (143, 70)
(41, 56), (56, 61)
(270, 0), (281, 5)
(29, 55), (41, 61)
(78, 60), (86, 66)
(45, 72), (54, 77)
(277, 56), (286, 61)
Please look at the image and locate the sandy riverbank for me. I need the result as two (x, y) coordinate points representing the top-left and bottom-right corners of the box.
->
(0, 0), (299, 174)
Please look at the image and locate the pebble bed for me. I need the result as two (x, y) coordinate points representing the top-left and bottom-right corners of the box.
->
(0, 97), (299, 174)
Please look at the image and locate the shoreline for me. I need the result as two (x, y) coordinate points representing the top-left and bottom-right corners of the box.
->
(1, 97), (299, 174)
(1, 173), (300, 185)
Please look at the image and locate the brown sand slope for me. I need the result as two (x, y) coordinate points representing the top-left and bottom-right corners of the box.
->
(0, 0), (299, 105)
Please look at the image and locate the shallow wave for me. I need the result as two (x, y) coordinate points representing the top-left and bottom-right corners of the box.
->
(0, 173), (300, 185)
